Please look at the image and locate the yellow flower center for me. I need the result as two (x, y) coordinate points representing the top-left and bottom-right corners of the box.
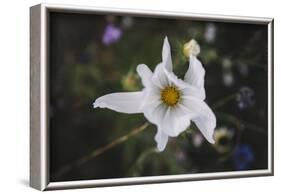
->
(161, 86), (180, 106)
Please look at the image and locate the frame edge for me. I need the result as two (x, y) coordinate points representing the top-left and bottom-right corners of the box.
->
(30, 3), (274, 191)
(30, 4), (48, 191)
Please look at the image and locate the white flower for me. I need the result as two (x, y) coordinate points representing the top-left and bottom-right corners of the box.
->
(93, 37), (216, 151)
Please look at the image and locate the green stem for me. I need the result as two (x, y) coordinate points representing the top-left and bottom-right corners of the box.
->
(212, 94), (237, 109)
(216, 112), (265, 134)
(53, 122), (150, 180)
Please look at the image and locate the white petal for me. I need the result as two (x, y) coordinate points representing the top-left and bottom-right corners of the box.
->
(161, 107), (191, 137)
(162, 36), (173, 72)
(181, 97), (216, 143)
(163, 68), (188, 89)
(181, 85), (205, 100)
(151, 63), (171, 88)
(161, 107), (173, 132)
(143, 101), (166, 125)
(93, 91), (144, 114)
(141, 90), (160, 106)
(184, 56), (205, 90)
(143, 99), (191, 137)
(155, 129), (169, 151)
(176, 116), (191, 135)
(162, 68), (205, 100)
(151, 37), (174, 88)
(136, 64), (154, 88)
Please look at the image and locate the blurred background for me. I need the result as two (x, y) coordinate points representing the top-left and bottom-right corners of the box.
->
(49, 12), (268, 182)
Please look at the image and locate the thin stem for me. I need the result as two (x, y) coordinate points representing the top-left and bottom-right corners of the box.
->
(212, 94), (237, 109)
(53, 122), (150, 180)
(216, 112), (265, 134)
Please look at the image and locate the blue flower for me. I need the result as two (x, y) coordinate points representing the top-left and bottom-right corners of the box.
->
(102, 23), (122, 46)
(236, 86), (255, 110)
(233, 144), (254, 170)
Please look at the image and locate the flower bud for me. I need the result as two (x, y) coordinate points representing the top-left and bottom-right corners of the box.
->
(183, 39), (200, 58)
(121, 71), (139, 91)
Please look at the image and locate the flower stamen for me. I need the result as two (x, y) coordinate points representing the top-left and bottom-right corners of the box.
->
(161, 86), (180, 106)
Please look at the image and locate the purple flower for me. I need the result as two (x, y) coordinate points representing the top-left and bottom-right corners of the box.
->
(102, 24), (122, 46)
(233, 144), (254, 170)
(236, 86), (255, 110)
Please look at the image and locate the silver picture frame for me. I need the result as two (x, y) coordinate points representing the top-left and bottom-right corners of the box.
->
(30, 3), (274, 191)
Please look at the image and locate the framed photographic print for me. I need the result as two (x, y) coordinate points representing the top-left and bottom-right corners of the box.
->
(30, 3), (274, 191)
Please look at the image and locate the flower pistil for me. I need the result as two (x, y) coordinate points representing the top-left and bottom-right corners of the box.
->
(161, 86), (181, 106)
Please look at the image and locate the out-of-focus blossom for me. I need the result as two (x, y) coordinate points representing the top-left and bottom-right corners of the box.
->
(222, 58), (232, 69)
(233, 144), (254, 170)
(102, 24), (122, 46)
(223, 72), (234, 87)
(204, 23), (216, 43)
(121, 71), (139, 91)
(236, 86), (255, 110)
(192, 132), (204, 147)
(238, 63), (249, 76)
(183, 39), (200, 58)
(213, 127), (234, 153)
(122, 16), (134, 29)
(175, 149), (187, 165)
(222, 58), (234, 87)
(94, 37), (216, 151)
